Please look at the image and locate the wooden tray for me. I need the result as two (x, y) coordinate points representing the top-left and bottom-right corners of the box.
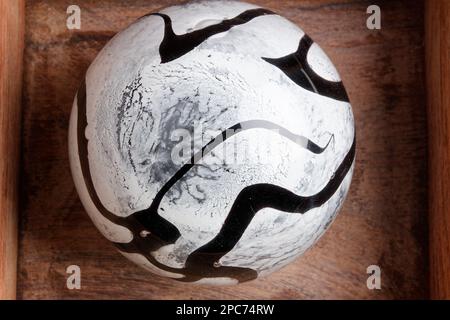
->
(0, 0), (448, 299)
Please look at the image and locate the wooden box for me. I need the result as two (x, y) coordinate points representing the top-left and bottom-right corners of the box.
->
(0, 0), (448, 299)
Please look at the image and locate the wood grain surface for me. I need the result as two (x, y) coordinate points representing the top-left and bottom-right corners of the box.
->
(426, 0), (450, 300)
(0, 0), (25, 300)
(18, 0), (428, 299)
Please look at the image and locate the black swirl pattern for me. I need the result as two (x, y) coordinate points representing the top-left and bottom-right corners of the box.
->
(75, 8), (355, 283)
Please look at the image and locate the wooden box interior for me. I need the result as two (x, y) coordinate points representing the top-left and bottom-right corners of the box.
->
(17, 0), (428, 299)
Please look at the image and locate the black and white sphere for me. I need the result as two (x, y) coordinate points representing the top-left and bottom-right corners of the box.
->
(69, 0), (355, 285)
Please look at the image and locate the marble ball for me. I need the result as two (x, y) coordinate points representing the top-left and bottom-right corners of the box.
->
(69, 0), (355, 285)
